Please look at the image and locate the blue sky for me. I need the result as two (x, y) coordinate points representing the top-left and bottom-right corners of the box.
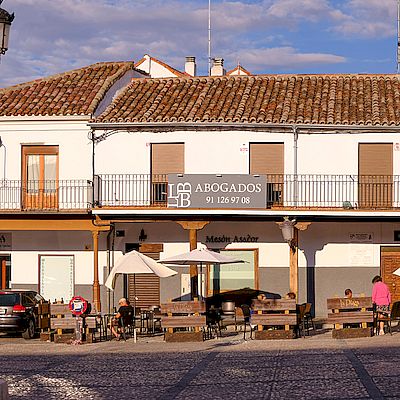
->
(0, 0), (397, 87)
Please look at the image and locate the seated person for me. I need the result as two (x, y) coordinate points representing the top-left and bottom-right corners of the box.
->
(285, 292), (296, 300)
(342, 288), (361, 328)
(344, 288), (353, 299)
(110, 298), (134, 340)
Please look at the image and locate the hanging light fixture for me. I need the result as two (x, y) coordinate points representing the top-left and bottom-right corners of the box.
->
(279, 216), (296, 245)
(0, 0), (14, 56)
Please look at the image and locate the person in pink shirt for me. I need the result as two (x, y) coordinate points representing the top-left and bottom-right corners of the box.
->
(372, 275), (391, 335)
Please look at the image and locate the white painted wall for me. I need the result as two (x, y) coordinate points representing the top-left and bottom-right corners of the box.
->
(0, 118), (92, 180)
(299, 133), (400, 175)
(135, 55), (181, 78)
(9, 230), (107, 286)
(94, 129), (400, 176)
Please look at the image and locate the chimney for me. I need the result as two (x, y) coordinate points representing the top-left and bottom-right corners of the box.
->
(185, 56), (196, 77)
(211, 57), (225, 76)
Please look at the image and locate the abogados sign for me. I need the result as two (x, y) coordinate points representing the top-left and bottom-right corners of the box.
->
(167, 174), (266, 209)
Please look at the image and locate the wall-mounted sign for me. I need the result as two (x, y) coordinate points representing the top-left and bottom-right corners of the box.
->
(349, 233), (373, 243)
(0, 233), (12, 251)
(167, 174), (266, 209)
(205, 235), (259, 245)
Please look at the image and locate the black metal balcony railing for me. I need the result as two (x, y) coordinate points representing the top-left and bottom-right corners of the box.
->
(95, 174), (400, 210)
(0, 180), (92, 210)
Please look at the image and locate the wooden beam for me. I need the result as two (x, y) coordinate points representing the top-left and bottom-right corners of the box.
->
(0, 219), (110, 231)
(177, 221), (209, 230)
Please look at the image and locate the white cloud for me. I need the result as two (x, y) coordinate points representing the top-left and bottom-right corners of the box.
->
(227, 47), (346, 71)
(333, 0), (397, 38)
(0, 0), (391, 87)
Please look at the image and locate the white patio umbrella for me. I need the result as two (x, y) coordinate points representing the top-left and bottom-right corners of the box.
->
(160, 248), (245, 298)
(105, 250), (177, 312)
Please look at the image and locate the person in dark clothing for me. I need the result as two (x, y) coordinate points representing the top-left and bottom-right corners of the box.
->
(111, 298), (134, 340)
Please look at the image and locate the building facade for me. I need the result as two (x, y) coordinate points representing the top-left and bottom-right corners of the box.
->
(1, 67), (400, 316)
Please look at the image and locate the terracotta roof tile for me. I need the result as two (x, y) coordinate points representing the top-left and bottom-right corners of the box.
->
(0, 61), (135, 117)
(94, 74), (400, 126)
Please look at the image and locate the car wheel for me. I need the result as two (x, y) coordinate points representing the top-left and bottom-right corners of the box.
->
(22, 319), (35, 339)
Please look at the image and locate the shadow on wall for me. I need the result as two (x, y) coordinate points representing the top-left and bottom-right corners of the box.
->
(301, 238), (378, 317)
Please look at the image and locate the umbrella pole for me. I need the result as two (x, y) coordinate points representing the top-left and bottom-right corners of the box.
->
(200, 262), (203, 300)
(133, 273), (136, 316)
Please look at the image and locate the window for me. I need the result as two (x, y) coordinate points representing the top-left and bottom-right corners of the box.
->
(250, 143), (284, 207)
(151, 143), (184, 205)
(39, 255), (74, 302)
(208, 249), (259, 295)
(22, 146), (59, 209)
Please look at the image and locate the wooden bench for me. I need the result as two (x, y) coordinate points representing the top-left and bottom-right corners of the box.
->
(327, 297), (374, 338)
(38, 303), (99, 343)
(161, 301), (206, 342)
(251, 299), (298, 339)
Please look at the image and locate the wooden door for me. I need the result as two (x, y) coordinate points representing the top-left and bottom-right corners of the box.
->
(381, 248), (400, 303)
(22, 146), (59, 210)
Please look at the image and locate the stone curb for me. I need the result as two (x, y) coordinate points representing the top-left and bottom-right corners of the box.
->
(0, 380), (9, 400)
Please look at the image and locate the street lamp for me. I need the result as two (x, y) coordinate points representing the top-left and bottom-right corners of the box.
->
(0, 0), (14, 56)
(279, 216), (296, 246)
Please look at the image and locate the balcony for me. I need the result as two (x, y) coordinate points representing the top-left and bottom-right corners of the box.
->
(0, 180), (92, 211)
(94, 174), (400, 210)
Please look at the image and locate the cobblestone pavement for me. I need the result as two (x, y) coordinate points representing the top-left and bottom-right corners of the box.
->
(1, 330), (400, 399)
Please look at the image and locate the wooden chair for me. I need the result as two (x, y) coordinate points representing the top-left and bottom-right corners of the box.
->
(374, 301), (400, 336)
(206, 308), (222, 339)
(119, 310), (135, 341)
(240, 304), (255, 340)
(303, 303), (315, 333)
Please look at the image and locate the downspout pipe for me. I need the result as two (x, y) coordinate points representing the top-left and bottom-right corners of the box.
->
(292, 125), (298, 206)
(106, 223), (115, 315)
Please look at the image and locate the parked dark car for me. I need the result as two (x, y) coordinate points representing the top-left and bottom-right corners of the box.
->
(0, 290), (45, 339)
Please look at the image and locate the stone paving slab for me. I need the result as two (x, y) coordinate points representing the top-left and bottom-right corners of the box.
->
(1, 330), (400, 399)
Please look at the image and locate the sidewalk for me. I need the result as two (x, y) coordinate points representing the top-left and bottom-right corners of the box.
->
(0, 329), (399, 399)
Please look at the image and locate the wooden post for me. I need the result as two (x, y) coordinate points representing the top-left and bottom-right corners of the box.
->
(176, 221), (209, 300)
(92, 230), (101, 313)
(258, 310), (263, 331)
(285, 309), (290, 331)
(167, 298), (173, 333)
(1, 259), (6, 289)
(189, 228), (199, 300)
(277, 221), (311, 301)
(289, 228), (299, 298)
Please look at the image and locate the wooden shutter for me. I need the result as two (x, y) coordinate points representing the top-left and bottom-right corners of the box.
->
(250, 143), (284, 207)
(127, 244), (163, 309)
(151, 143), (184, 180)
(359, 143), (393, 208)
(250, 143), (284, 175)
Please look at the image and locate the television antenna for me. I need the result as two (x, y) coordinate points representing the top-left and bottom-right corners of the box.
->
(208, 0), (211, 76)
(397, 0), (400, 72)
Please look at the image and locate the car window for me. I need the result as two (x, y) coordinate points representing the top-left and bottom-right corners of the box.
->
(0, 293), (20, 306)
(22, 294), (35, 307)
